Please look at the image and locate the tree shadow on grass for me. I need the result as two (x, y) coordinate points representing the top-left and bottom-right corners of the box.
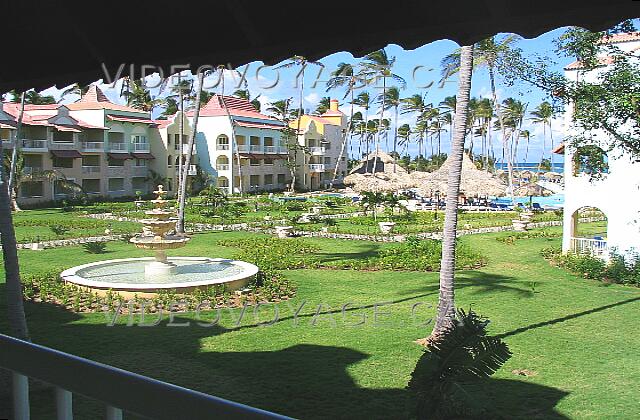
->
(0, 286), (576, 419)
(314, 243), (386, 263)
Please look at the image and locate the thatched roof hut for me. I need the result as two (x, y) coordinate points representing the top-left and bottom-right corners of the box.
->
(349, 149), (408, 175)
(513, 183), (554, 197)
(343, 172), (412, 193)
(414, 154), (507, 197)
(543, 171), (563, 180)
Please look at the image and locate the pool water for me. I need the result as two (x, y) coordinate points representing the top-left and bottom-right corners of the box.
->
(493, 193), (564, 208)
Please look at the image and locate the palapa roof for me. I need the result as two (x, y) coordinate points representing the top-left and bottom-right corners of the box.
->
(514, 183), (554, 197)
(349, 149), (408, 176)
(415, 153), (507, 197)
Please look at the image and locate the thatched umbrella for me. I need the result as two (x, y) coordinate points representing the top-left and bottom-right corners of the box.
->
(349, 149), (408, 175)
(514, 183), (553, 197)
(414, 153), (507, 198)
(343, 172), (412, 193)
(543, 171), (563, 180)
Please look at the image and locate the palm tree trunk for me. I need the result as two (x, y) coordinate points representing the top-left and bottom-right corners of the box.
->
(537, 125), (546, 172)
(177, 88), (184, 201)
(549, 120), (555, 170)
(393, 105), (398, 173)
(332, 88), (354, 186)
(372, 76), (386, 176)
(431, 44), (474, 336)
(8, 92), (25, 211)
(176, 71), (205, 233)
(0, 137), (30, 340)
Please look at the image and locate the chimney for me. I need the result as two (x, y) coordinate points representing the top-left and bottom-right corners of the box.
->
(329, 99), (339, 112)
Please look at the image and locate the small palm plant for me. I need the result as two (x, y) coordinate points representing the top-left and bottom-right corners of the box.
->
(408, 309), (512, 419)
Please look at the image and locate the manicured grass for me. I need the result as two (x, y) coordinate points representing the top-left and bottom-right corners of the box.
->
(1, 227), (638, 418)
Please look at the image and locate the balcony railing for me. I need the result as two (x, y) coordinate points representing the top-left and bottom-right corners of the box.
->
(133, 143), (150, 152)
(82, 166), (101, 174)
(309, 146), (325, 155)
(216, 164), (230, 171)
(22, 166), (42, 175)
(109, 142), (127, 152)
(187, 165), (197, 176)
(236, 144), (249, 152)
(132, 166), (149, 176)
(217, 144), (230, 150)
(81, 141), (105, 152)
(49, 141), (77, 150)
(249, 145), (262, 152)
(308, 164), (325, 172)
(570, 237), (609, 258)
(21, 139), (48, 150)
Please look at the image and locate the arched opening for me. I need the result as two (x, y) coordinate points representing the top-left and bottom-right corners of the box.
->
(216, 155), (230, 171)
(167, 155), (173, 167)
(217, 176), (229, 188)
(572, 145), (609, 177)
(568, 206), (608, 257)
(216, 135), (229, 150)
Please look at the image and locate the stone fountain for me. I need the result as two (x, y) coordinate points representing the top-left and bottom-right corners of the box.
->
(130, 185), (190, 277)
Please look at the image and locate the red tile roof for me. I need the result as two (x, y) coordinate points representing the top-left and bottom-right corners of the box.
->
(107, 115), (155, 124)
(600, 32), (640, 44)
(235, 120), (284, 130)
(188, 94), (277, 121)
(2, 103), (107, 129)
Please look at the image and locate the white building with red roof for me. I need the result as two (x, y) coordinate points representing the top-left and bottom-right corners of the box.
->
(189, 94), (291, 193)
(559, 32), (640, 258)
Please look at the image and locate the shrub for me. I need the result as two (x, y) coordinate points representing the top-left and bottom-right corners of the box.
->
(82, 242), (107, 254)
(218, 237), (320, 270)
(542, 248), (640, 286)
(50, 225), (70, 236)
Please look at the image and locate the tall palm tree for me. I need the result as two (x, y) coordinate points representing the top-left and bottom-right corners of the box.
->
(359, 49), (405, 174)
(378, 86), (402, 171)
(267, 98), (299, 190)
(352, 91), (373, 166)
(170, 77), (193, 201)
(326, 62), (362, 185)
(530, 101), (555, 170)
(23, 90), (56, 105)
(431, 44), (474, 338)
(402, 94), (429, 170)
(501, 98), (527, 180)
(520, 129), (533, 163)
(313, 97), (332, 115)
(0, 135), (30, 340)
(7, 92), (25, 211)
(121, 78), (160, 112)
(475, 98), (494, 170)
(439, 96), (456, 144)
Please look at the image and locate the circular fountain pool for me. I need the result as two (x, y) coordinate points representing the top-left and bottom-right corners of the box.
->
(61, 257), (259, 297)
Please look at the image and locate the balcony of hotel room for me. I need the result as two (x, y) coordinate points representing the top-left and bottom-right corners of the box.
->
(233, 134), (286, 154)
(79, 128), (106, 152)
(306, 137), (328, 156)
(19, 125), (49, 152)
(0, 126), (15, 147)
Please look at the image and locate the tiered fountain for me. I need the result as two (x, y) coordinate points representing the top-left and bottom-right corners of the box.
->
(61, 185), (258, 296)
(130, 185), (190, 277)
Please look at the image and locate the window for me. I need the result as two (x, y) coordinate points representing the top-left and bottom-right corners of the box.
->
(167, 156), (173, 167)
(167, 178), (173, 191)
(20, 181), (43, 198)
(82, 179), (100, 194)
(324, 157), (331, 164)
(217, 135), (229, 150)
(52, 130), (73, 143)
(249, 175), (260, 187)
(264, 174), (273, 185)
(108, 178), (125, 192)
(108, 157), (125, 167)
(134, 159), (147, 167)
(132, 135), (148, 151)
(132, 177), (147, 191)
(264, 159), (273, 165)
(277, 174), (285, 184)
(250, 158), (261, 166)
(82, 155), (100, 167)
(54, 179), (76, 196)
(218, 176), (230, 188)
(53, 157), (74, 168)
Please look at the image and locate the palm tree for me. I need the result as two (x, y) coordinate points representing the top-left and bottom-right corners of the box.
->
(0, 133), (30, 340)
(276, 56), (324, 191)
(501, 98), (527, 188)
(359, 49), (405, 174)
(352, 91), (373, 166)
(121, 78), (160, 113)
(520, 129), (533, 163)
(23, 90), (56, 105)
(161, 97), (179, 117)
(313, 97), (331, 115)
(378, 86), (402, 172)
(326, 62), (362, 185)
(267, 98), (300, 190)
(402, 94), (429, 170)
(397, 123), (412, 160)
(475, 98), (494, 170)
(530, 101), (555, 170)
(431, 44), (474, 338)
(439, 96), (457, 144)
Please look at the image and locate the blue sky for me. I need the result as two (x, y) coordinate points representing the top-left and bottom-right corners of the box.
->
(38, 26), (583, 163)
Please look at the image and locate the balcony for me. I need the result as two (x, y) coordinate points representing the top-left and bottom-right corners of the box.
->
(1, 138), (14, 147)
(132, 166), (149, 177)
(216, 164), (230, 171)
(81, 166), (101, 174)
(81, 141), (105, 152)
(570, 237), (609, 258)
(21, 139), (48, 151)
(23, 166), (42, 175)
(264, 146), (288, 154)
(249, 145), (262, 153)
(309, 146), (326, 155)
(109, 142), (128, 152)
(216, 143), (230, 151)
(49, 141), (78, 151)
(133, 142), (150, 152)
(308, 163), (325, 172)
(236, 144), (249, 152)
(187, 165), (197, 176)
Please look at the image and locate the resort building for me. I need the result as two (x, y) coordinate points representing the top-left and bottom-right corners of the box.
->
(190, 94), (290, 194)
(559, 32), (640, 258)
(0, 86), (196, 205)
(289, 99), (348, 190)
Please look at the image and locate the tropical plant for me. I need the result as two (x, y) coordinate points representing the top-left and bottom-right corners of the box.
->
(233, 89), (261, 111)
(313, 96), (331, 115)
(352, 91), (373, 163)
(23, 90), (56, 105)
(120, 78), (160, 112)
(60, 83), (92, 101)
(408, 309), (512, 419)
(198, 185), (229, 216)
(530, 101), (556, 170)
(82, 241), (107, 254)
(379, 86), (403, 171)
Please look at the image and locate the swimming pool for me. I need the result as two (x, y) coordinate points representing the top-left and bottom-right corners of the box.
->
(493, 193), (564, 208)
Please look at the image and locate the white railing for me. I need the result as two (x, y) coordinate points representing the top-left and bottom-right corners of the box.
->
(216, 164), (230, 171)
(308, 164), (325, 172)
(22, 166), (42, 175)
(309, 146), (325, 155)
(236, 144), (249, 152)
(570, 237), (609, 257)
(49, 141), (77, 150)
(249, 145), (262, 152)
(133, 143), (150, 152)
(82, 141), (105, 151)
(187, 165), (197, 176)
(21, 139), (47, 149)
(217, 144), (230, 150)
(109, 142), (127, 152)
(82, 166), (101, 174)
(264, 145), (276, 153)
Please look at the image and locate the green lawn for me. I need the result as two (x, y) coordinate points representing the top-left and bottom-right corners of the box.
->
(1, 227), (638, 418)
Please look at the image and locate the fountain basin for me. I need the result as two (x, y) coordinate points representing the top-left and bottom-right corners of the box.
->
(60, 257), (259, 298)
